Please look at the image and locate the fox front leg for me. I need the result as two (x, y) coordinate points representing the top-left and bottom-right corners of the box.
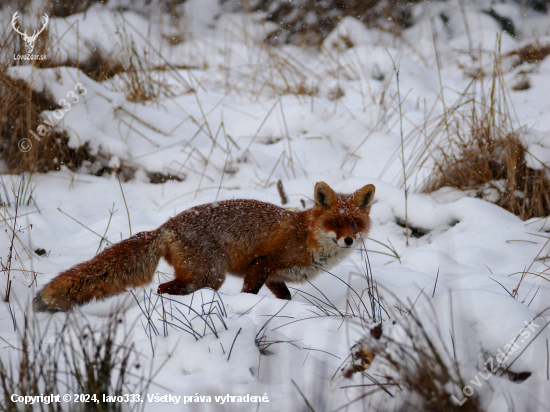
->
(241, 256), (273, 295)
(266, 280), (291, 300)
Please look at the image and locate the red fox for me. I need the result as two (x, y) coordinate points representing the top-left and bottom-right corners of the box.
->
(33, 182), (375, 312)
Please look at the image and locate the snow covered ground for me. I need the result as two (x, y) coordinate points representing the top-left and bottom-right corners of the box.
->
(2, 0), (550, 410)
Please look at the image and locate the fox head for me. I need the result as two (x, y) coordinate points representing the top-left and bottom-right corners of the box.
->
(311, 181), (375, 250)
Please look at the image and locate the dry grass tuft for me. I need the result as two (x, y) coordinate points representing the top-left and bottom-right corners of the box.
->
(0, 6), (184, 175)
(118, 65), (176, 104)
(424, 128), (550, 221)
(408, 42), (550, 221)
(0, 72), (94, 173)
(422, 91), (550, 221)
(0, 68), (180, 176)
(106, 17), (181, 103)
(508, 41), (550, 68)
(0, 311), (154, 411)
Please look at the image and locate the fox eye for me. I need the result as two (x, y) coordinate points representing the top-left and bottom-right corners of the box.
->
(331, 221), (340, 228)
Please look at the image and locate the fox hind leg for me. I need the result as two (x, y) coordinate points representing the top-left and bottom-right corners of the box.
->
(158, 242), (227, 296)
(157, 278), (199, 295)
(157, 265), (227, 296)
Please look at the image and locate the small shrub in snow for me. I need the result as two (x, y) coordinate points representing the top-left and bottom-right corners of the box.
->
(508, 41), (550, 68)
(344, 318), (485, 412)
(222, 0), (422, 46)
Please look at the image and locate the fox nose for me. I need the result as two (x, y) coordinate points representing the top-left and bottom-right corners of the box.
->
(344, 237), (353, 246)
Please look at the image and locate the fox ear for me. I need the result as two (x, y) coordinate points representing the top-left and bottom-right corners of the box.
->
(354, 184), (375, 211)
(314, 182), (337, 210)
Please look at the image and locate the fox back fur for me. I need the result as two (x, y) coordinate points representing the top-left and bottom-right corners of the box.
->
(33, 182), (375, 312)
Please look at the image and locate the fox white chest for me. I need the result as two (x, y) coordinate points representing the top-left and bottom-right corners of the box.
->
(277, 236), (356, 283)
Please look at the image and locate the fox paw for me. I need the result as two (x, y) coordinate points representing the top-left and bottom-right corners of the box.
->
(157, 279), (195, 295)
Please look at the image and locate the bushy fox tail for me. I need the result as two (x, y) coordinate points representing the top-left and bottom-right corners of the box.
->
(33, 229), (170, 312)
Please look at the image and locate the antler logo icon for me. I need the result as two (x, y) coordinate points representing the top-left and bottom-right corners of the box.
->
(11, 11), (49, 55)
